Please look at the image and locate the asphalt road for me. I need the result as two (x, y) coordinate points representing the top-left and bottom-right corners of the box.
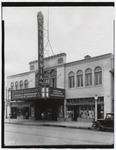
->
(4, 124), (114, 146)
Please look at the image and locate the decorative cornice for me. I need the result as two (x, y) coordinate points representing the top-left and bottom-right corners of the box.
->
(29, 53), (66, 65)
(65, 53), (113, 67)
(7, 71), (36, 79)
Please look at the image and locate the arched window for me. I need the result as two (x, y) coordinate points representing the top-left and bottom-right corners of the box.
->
(15, 81), (18, 90)
(69, 71), (75, 88)
(77, 70), (83, 87)
(10, 82), (14, 90)
(50, 70), (56, 88)
(24, 80), (28, 89)
(20, 80), (23, 89)
(94, 67), (102, 85)
(44, 71), (49, 84)
(85, 68), (92, 86)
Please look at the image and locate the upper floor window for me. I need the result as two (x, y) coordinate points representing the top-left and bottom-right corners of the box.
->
(69, 71), (75, 88)
(15, 81), (18, 90)
(44, 71), (49, 84)
(85, 68), (92, 86)
(58, 58), (63, 64)
(24, 80), (28, 89)
(94, 67), (102, 85)
(10, 82), (14, 90)
(30, 65), (34, 71)
(20, 80), (23, 89)
(50, 70), (56, 88)
(77, 70), (83, 87)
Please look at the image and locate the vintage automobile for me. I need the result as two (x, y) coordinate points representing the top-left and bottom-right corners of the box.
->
(92, 113), (114, 131)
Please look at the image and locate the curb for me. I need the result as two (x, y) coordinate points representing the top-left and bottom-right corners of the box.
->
(5, 122), (92, 130)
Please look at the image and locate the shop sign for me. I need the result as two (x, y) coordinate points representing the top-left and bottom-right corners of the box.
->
(49, 87), (65, 99)
(11, 87), (41, 100)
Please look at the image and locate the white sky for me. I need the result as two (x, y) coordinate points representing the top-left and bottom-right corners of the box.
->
(2, 6), (115, 77)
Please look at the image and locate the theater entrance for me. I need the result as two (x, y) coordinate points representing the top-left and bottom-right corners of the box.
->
(35, 99), (63, 121)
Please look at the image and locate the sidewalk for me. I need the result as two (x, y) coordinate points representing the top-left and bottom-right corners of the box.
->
(5, 118), (93, 130)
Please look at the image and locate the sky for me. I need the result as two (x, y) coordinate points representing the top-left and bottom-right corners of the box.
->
(2, 6), (115, 77)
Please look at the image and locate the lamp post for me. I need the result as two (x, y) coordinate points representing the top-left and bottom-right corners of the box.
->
(94, 94), (98, 121)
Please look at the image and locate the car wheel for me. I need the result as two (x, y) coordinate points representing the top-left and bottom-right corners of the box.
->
(92, 123), (100, 131)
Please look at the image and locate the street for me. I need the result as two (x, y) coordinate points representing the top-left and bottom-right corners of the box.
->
(4, 123), (114, 146)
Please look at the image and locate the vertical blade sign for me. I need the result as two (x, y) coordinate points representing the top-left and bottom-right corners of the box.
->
(37, 11), (44, 86)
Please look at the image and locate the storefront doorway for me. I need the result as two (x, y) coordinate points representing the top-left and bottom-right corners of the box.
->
(11, 107), (17, 119)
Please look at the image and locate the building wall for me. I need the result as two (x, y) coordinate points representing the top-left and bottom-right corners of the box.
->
(57, 66), (65, 89)
(6, 53), (114, 121)
(7, 71), (36, 89)
(29, 53), (66, 72)
(65, 54), (113, 116)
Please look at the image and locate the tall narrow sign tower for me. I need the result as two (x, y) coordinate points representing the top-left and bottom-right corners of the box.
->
(37, 11), (44, 86)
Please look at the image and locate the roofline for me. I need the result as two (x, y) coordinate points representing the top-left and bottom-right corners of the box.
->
(65, 53), (113, 67)
(7, 53), (113, 78)
(7, 71), (36, 79)
(7, 64), (65, 79)
(29, 53), (66, 65)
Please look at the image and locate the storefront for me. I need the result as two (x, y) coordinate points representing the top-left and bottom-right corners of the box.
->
(66, 97), (104, 122)
(9, 87), (65, 121)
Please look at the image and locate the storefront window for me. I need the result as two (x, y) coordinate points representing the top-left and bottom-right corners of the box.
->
(79, 105), (95, 119)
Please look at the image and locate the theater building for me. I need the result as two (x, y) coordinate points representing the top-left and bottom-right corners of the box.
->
(6, 52), (114, 122)
(5, 11), (114, 122)
(6, 53), (66, 121)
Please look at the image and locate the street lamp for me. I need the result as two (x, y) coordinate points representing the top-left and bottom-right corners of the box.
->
(94, 94), (98, 121)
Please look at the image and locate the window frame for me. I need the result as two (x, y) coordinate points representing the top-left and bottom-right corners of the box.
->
(77, 70), (83, 88)
(20, 80), (23, 89)
(50, 70), (56, 88)
(94, 66), (102, 86)
(69, 71), (75, 89)
(15, 81), (18, 90)
(85, 68), (92, 87)
(24, 80), (28, 89)
(10, 82), (14, 90)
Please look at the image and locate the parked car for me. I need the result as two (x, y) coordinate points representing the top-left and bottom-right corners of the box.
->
(92, 113), (114, 131)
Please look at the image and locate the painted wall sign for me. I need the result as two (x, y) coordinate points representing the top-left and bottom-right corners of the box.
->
(11, 87), (41, 100)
